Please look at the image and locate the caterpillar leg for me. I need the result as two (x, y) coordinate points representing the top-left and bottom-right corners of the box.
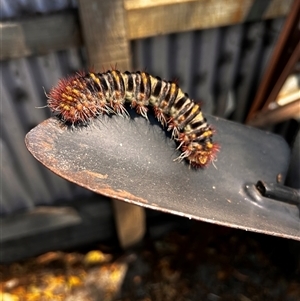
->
(167, 118), (180, 139)
(130, 99), (149, 120)
(136, 104), (149, 120)
(153, 107), (167, 127)
(110, 102), (129, 118)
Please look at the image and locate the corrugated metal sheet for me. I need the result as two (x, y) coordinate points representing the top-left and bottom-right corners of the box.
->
(1, 49), (92, 215)
(0, 0), (287, 215)
(0, 0), (77, 19)
(131, 17), (285, 122)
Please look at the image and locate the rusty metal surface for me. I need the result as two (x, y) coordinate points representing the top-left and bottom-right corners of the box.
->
(25, 113), (300, 240)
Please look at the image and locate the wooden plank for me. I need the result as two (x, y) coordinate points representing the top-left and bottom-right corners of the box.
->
(125, 0), (292, 39)
(77, 0), (131, 71)
(126, 0), (252, 39)
(248, 99), (300, 128)
(264, 0), (294, 19)
(124, 0), (198, 10)
(0, 0), (292, 61)
(0, 10), (82, 61)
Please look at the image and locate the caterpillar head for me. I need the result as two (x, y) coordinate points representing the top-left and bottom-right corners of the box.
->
(183, 142), (219, 168)
(47, 75), (93, 124)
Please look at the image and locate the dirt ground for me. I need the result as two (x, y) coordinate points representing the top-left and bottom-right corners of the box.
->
(1, 221), (300, 301)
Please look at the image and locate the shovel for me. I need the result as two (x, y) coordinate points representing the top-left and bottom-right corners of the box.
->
(25, 111), (300, 241)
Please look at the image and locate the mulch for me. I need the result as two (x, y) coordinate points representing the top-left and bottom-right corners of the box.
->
(1, 221), (300, 301)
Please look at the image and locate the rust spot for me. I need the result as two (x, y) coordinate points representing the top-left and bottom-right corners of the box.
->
(116, 190), (148, 203)
(276, 173), (282, 183)
(93, 187), (149, 204)
(83, 170), (108, 179)
(41, 141), (54, 152)
(63, 171), (148, 205)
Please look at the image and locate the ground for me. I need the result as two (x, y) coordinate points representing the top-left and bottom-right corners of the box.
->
(1, 221), (300, 301)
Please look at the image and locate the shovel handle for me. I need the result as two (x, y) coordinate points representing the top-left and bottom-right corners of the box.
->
(256, 181), (300, 206)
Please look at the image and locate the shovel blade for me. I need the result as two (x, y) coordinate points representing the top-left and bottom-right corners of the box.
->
(25, 114), (300, 240)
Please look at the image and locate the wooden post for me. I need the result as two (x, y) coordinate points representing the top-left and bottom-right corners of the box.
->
(77, 0), (145, 248)
(78, 0), (131, 71)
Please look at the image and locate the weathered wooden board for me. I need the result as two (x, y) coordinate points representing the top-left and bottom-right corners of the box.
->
(0, 0), (293, 60)
(0, 11), (82, 61)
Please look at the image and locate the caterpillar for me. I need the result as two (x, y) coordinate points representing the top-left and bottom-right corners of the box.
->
(47, 69), (219, 168)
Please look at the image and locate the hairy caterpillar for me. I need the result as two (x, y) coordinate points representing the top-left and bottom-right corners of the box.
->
(47, 69), (219, 168)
